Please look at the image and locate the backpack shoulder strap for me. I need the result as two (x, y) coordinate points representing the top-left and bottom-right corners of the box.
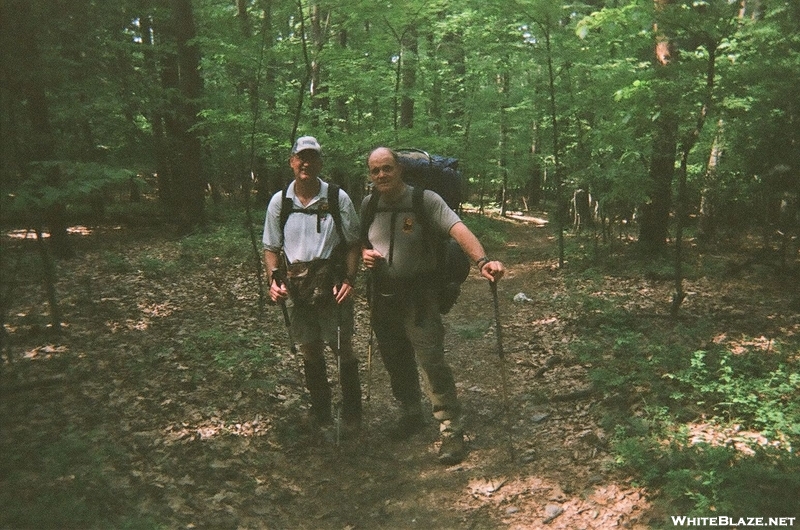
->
(327, 183), (346, 243)
(411, 185), (427, 225)
(411, 185), (434, 251)
(279, 183), (293, 247)
(362, 187), (432, 251)
(280, 181), (347, 247)
(360, 189), (381, 249)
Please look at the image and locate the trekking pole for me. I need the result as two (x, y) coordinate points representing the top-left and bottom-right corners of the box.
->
(335, 286), (343, 447)
(490, 280), (515, 462)
(366, 271), (375, 401)
(271, 269), (297, 355)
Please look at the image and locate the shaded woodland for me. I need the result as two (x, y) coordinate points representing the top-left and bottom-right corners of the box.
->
(1, 0), (799, 528)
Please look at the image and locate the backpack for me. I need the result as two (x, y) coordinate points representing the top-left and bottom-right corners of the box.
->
(279, 181), (344, 246)
(362, 150), (470, 314)
(395, 148), (463, 211)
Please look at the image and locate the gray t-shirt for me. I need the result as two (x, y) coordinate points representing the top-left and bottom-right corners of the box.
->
(361, 185), (461, 278)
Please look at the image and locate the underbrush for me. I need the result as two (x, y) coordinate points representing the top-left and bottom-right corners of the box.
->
(182, 326), (274, 373)
(564, 250), (800, 521)
(461, 213), (507, 251)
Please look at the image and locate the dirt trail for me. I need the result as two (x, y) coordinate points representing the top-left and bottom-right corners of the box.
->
(1, 218), (655, 529)
(254, 218), (653, 529)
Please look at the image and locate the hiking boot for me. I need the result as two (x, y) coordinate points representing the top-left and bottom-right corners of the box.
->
(389, 410), (426, 441)
(438, 432), (466, 465)
(303, 359), (332, 426)
(303, 407), (333, 431)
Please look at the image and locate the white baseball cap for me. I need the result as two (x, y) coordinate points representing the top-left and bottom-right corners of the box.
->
(291, 136), (322, 154)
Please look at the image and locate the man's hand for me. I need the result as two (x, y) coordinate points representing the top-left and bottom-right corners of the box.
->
(481, 260), (505, 282)
(362, 248), (385, 269)
(333, 281), (353, 304)
(269, 278), (289, 303)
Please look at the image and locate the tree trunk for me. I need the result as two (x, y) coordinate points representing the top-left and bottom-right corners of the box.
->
(639, 0), (678, 253)
(542, 25), (565, 268)
(335, 28), (349, 130)
(35, 228), (62, 333)
(261, 0), (277, 111)
(524, 120), (543, 209)
(169, 0), (206, 230)
(498, 70), (510, 216)
(310, 1), (329, 121)
(399, 27), (417, 129)
(672, 42), (717, 316)
(151, 6), (180, 211)
(426, 31), (442, 134)
(291, 0), (312, 142)
(446, 32), (466, 132)
(236, 0), (250, 35)
(698, 119), (724, 241)
(639, 111), (677, 251)
(9, 0), (73, 258)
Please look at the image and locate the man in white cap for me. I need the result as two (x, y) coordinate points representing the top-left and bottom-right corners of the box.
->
(263, 136), (362, 436)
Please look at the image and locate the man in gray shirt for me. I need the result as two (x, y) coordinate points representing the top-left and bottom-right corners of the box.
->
(361, 147), (505, 464)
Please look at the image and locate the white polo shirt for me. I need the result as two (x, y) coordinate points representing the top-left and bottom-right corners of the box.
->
(263, 179), (360, 265)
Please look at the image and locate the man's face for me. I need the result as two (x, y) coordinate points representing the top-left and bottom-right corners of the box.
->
(368, 148), (403, 195)
(289, 150), (322, 181)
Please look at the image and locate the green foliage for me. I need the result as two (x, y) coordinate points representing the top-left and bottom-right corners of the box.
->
(100, 250), (133, 274)
(453, 320), (491, 340)
(1, 161), (136, 220)
(666, 349), (800, 439)
(579, 313), (800, 437)
(2, 0), (797, 241)
(563, 250), (800, 518)
(614, 435), (800, 519)
(135, 255), (181, 279)
(122, 221), (253, 279)
(182, 326), (272, 372)
(179, 222), (251, 264)
(461, 214), (508, 251)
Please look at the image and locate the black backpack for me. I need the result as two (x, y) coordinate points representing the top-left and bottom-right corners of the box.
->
(362, 149), (470, 314)
(395, 149), (463, 211)
(279, 181), (345, 246)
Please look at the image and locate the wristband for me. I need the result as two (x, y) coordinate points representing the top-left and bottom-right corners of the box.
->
(476, 256), (490, 270)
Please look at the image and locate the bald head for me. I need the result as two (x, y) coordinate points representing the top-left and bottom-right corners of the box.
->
(368, 146), (398, 164)
(368, 147), (404, 199)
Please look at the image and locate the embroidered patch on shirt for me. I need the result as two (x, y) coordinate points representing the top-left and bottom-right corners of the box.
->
(402, 217), (414, 233)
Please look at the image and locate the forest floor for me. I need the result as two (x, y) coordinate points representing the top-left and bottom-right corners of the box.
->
(2, 213), (798, 529)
